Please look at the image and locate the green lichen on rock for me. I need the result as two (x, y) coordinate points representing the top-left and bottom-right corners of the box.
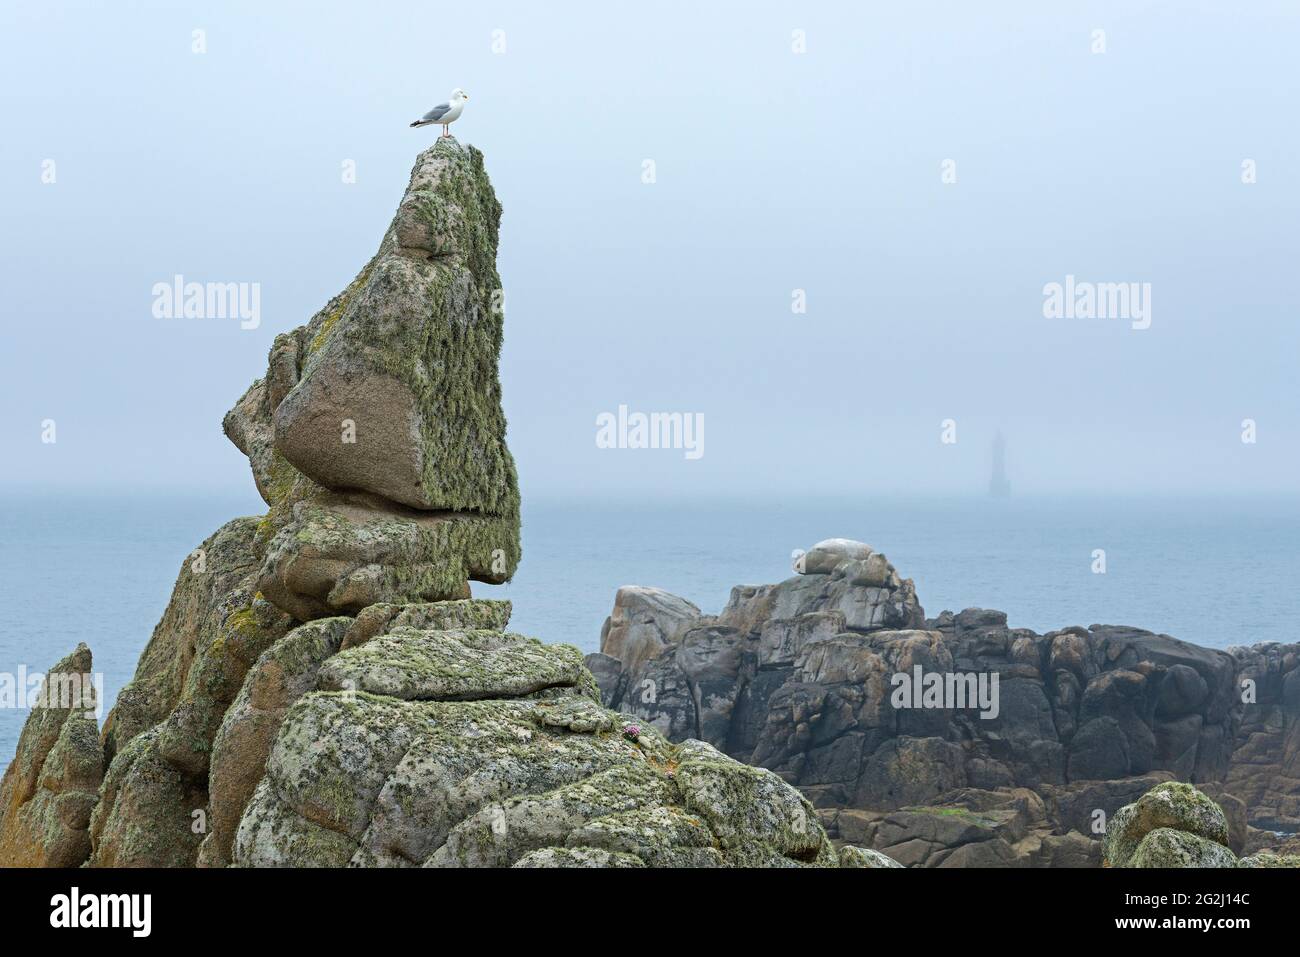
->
(103, 517), (291, 760)
(513, 846), (646, 868)
(256, 496), (519, 622)
(0, 644), (104, 867)
(673, 739), (837, 867)
(271, 139), (520, 523)
(317, 627), (592, 702)
(340, 598), (512, 650)
(199, 617), (352, 867)
(1238, 850), (1300, 868)
(219, 139), (522, 624)
(839, 845), (905, 868)
(87, 727), (208, 868)
(1127, 828), (1238, 868)
(1103, 781), (1231, 868)
(232, 618), (845, 869)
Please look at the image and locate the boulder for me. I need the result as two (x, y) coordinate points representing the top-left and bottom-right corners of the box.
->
(838, 845), (904, 868)
(87, 727), (207, 868)
(1127, 828), (1238, 868)
(1103, 782), (1231, 867)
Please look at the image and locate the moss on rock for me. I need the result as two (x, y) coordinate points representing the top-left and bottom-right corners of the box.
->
(1104, 781), (1231, 867)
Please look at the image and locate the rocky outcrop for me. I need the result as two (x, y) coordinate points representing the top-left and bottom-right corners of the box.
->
(821, 787), (1100, 868)
(589, 539), (1300, 866)
(231, 610), (838, 867)
(1222, 641), (1300, 827)
(221, 138), (521, 623)
(0, 644), (104, 867)
(85, 518), (293, 867)
(0, 139), (859, 870)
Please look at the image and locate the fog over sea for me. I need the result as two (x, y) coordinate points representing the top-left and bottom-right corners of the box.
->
(2, 490), (1296, 770)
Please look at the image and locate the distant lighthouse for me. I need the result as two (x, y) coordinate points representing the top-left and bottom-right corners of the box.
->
(989, 431), (1011, 498)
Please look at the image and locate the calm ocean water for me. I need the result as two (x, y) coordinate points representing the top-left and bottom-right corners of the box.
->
(2, 492), (1296, 769)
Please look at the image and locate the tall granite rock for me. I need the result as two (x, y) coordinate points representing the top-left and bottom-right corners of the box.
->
(0, 139), (860, 870)
(589, 539), (1300, 867)
(223, 140), (521, 622)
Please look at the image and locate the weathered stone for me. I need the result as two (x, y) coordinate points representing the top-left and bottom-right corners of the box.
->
(1103, 782), (1231, 867)
(590, 541), (1300, 866)
(1127, 828), (1237, 868)
(256, 493), (517, 622)
(317, 628), (594, 702)
(838, 845), (904, 868)
(0, 645), (103, 867)
(271, 142), (519, 520)
(598, 586), (701, 673)
(1238, 850), (1300, 868)
(199, 617), (352, 867)
(88, 728), (207, 868)
(339, 598), (511, 651)
(103, 518), (291, 760)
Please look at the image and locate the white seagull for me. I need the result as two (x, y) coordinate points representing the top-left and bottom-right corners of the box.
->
(410, 88), (469, 138)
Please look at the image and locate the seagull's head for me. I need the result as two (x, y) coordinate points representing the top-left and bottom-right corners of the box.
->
(451, 88), (469, 102)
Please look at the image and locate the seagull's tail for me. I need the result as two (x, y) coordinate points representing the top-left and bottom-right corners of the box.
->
(410, 119), (433, 128)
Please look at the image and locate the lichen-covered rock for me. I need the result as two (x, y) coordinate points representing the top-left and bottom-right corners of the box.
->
(255, 493), (517, 621)
(513, 846), (645, 868)
(222, 138), (521, 624)
(1103, 782), (1230, 867)
(103, 517), (291, 759)
(317, 628), (594, 702)
(87, 519), (293, 867)
(0, 644), (104, 867)
(1238, 850), (1300, 868)
(88, 728), (207, 867)
(340, 598), (511, 650)
(673, 738), (835, 866)
(198, 617), (352, 867)
(838, 845), (904, 868)
(232, 615), (845, 869)
(273, 141), (519, 518)
(1127, 828), (1238, 868)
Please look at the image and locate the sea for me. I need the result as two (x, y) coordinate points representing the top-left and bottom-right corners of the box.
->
(2, 491), (1296, 770)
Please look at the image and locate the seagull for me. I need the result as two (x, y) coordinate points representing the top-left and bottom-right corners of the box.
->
(410, 88), (469, 138)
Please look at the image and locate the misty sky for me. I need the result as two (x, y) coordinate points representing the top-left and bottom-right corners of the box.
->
(2, 0), (1297, 501)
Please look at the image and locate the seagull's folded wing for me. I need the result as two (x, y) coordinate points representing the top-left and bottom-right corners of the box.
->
(422, 103), (452, 122)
